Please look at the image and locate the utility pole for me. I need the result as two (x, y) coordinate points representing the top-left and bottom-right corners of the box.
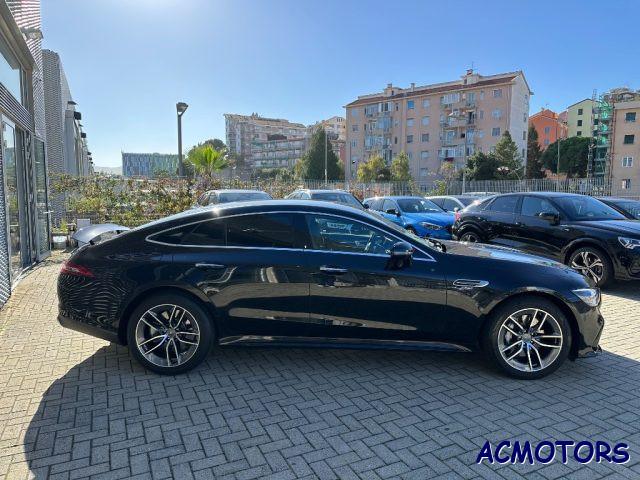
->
(324, 128), (328, 184)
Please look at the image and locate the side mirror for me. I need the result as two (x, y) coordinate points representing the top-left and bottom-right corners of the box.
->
(363, 204), (370, 209)
(538, 212), (560, 225)
(385, 208), (400, 217)
(387, 241), (413, 270)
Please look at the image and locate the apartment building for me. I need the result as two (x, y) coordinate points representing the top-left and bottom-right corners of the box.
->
(529, 108), (567, 149)
(250, 136), (306, 169)
(345, 70), (531, 180)
(122, 152), (179, 177)
(604, 90), (640, 191)
(0, 0), (51, 305)
(567, 98), (595, 138)
(224, 113), (307, 161)
(310, 116), (346, 141)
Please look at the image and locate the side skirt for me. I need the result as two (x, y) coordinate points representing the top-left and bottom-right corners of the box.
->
(218, 335), (472, 353)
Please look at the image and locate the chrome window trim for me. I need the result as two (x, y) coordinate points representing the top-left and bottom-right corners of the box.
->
(145, 210), (436, 261)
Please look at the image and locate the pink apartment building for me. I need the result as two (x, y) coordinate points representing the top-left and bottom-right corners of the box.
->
(345, 70), (532, 180)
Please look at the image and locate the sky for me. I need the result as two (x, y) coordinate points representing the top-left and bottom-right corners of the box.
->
(41, 0), (640, 168)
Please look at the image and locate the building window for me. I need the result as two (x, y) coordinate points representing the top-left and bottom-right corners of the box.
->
(422, 99), (430, 108)
(493, 89), (502, 98)
(407, 135), (413, 143)
(350, 140), (357, 148)
(622, 179), (631, 189)
(421, 133), (429, 142)
(420, 150), (429, 159)
(351, 108), (359, 117)
(577, 131), (582, 136)
(421, 116), (430, 126)
(522, 131), (526, 141)
(492, 127), (501, 137)
(492, 109), (502, 119)
(544, 126), (550, 134)
(624, 134), (635, 144)
(622, 156), (633, 167)
(0, 38), (24, 104)
(407, 100), (415, 109)
(479, 110), (484, 119)
(544, 138), (550, 146)
(352, 124), (359, 132)
(523, 113), (527, 122)
(577, 120), (583, 126)
(407, 118), (414, 127)
(394, 137), (397, 144)
(578, 108), (583, 115)
(420, 168), (428, 178)
(626, 112), (637, 123)
(407, 152), (413, 160)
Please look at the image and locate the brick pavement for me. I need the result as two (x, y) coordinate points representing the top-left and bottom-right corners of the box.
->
(0, 254), (639, 479)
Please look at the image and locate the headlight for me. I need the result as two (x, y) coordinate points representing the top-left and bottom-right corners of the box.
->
(573, 288), (601, 307)
(419, 222), (444, 230)
(618, 237), (640, 249)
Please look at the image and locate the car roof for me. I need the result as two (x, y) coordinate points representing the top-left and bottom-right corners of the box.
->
(598, 196), (639, 202)
(206, 189), (269, 194)
(294, 189), (351, 194)
(368, 195), (426, 200)
(137, 200), (372, 232)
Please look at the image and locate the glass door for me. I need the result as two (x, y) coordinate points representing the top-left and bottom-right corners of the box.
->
(2, 120), (22, 278)
(33, 138), (50, 260)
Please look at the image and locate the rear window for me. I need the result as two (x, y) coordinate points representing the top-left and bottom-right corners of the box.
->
(488, 196), (519, 213)
(226, 213), (295, 248)
(312, 192), (362, 208)
(218, 192), (271, 203)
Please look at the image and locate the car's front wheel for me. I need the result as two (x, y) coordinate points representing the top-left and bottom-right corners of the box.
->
(483, 297), (571, 379)
(459, 229), (481, 243)
(127, 293), (214, 374)
(568, 246), (613, 287)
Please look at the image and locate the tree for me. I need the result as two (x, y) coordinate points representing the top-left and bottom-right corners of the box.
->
(357, 155), (388, 182)
(464, 152), (503, 181)
(525, 126), (545, 178)
(296, 128), (343, 180)
(541, 136), (590, 178)
(391, 152), (412, 181)
(186, 145), (229, 175)
(494, 130), (522, 172)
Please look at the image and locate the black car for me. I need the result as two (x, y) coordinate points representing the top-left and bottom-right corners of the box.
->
(452, 192), (640, 287)
(58, 200), (603, 379)
(426, 195), (489, 212)
(598, 197), (640, 220)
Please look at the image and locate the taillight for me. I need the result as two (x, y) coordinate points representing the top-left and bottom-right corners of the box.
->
(61, 261), (94, 278)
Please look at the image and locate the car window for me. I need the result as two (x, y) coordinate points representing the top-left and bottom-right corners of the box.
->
(227, 213), (296, 248)
(300, 192), (310, 199)
(197, 193), (209, 206)
(429, 197), (444, 207)
(397, 198), (443, 213)
(306, 214), (396, 255)
(149, 219), (225, 246)
(488, 196), (519, 213)
(218, 192), (271, 203)
(381, 199), (396, 212)
(554, 196), (626, 221)
(208, 193), (217, 204)
(458, 197), (477, 207)
(521, 196), (560, 217)
(615, 200), (640, 219)
(442, 199), (459, 211)
(313, 192), (362, 208)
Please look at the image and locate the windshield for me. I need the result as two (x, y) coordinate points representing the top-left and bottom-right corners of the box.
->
(613, 200), (640, 219)
(458, 197), (479, 206)
(313, 192), (363, 209)
(554, 196), (626, 221)
(397, 198), (443, 213)
(218, 192), (271, 203)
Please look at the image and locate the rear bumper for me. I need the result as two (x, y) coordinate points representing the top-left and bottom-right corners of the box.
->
(58, 312), (121, 344)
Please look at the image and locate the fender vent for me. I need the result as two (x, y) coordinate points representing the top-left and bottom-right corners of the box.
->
(452, 279), (489, 290)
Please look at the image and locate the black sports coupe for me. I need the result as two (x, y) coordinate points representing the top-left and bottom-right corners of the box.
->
(58, 200), (604, 379)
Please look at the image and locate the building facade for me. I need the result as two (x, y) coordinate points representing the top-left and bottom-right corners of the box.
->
(224, 113), (307, 162)
(529, 108), (568, 150)
(345, 70), (531, 181)
(567, 98), (594, 138)
(605, 91), (640, 190)
(250, 136), (306, 169)
(0, 0), (51, 306)
(122, 152), (179, 177)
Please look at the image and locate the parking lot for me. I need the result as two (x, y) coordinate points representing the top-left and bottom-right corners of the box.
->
(0, 254), (639, 479)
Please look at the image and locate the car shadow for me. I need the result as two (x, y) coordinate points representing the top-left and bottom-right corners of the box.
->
(603, 280), (640, 302)
(22, 343), (640, 478)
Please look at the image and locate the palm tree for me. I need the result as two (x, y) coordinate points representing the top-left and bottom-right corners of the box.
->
(186, 145), (229, 175)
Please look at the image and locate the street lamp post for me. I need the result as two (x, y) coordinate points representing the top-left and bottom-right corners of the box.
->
(324, 128), (328, 185)
(176, 102), (188, 177)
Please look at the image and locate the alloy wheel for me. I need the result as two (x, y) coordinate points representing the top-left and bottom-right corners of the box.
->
(461, 232), (479, 243)
(570, 251), (604, 284)
(134, 304), (200, 368)
(497, 308), (563, 373)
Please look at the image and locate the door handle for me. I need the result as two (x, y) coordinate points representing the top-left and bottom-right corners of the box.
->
(319, 266), (348, 274)
(195, 263), (226, 269)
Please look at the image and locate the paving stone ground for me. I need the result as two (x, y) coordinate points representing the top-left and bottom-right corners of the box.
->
(0, 254), (639, 479)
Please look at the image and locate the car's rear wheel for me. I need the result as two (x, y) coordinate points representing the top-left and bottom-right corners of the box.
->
(568, 246), (612, 287)
(459, 229), (481, 243)
(127, 293), (214, 374)
(483, 297), (571, 379)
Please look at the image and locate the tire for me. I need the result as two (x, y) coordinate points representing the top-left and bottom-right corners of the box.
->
(482, 297), (571, 379)
(127, 292), (214, 374)
(459, 229), (482, 243)
(567, 246), (613, 288)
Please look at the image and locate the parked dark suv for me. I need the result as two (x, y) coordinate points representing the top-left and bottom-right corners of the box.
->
(452, 192), (640, 287)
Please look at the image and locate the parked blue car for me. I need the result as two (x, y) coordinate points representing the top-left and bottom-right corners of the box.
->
(364, 196), (455, 239)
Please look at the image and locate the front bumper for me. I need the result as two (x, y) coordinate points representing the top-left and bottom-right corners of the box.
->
(575, 312), (605, 359)
(613, 246), (640, 281)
